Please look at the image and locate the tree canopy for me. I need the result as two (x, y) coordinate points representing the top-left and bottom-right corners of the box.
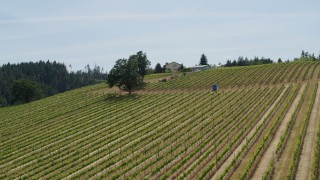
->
(12, 79), (43, 103)
(108, 52), (149, 94)
(0, 60), (107, 106)
(296, 50), (319, 61)
(107, 51), (150, 95)
(134, 51), (150, 79)
(225, 56), (274, 67)
(107, 58), (142, 95)
(224, 51), (320, 67)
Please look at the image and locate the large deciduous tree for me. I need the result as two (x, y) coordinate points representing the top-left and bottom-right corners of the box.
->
(107, 58), (143, 95)
(107, 51), (150, 95)
(199, 53), (208, 65)
(130, 51), (150, 79)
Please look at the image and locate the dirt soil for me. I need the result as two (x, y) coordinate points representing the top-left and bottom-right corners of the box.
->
(251, 83), (306, 179)
(210, 86), (288, 180)
(296, 82), (320, 180)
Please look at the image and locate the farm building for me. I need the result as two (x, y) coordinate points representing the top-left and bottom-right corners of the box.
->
(189, 65), (211, 72)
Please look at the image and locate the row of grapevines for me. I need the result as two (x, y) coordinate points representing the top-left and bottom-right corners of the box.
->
(147, 62), (320, 91)
(196, 86), (284, 180)
(227, 84), (299, 179)
(287, 82), (317, 179)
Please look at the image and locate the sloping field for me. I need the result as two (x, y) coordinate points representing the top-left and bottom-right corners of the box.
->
(1, 61), (320, 179)
(147, 61), (320, 91)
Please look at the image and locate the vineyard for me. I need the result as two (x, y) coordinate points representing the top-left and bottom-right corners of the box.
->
(147, 61), (320, 91)
(1, 61), (320, 179)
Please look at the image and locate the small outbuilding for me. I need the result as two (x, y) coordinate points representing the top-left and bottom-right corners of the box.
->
(189, 65), (211, 72)
(166, 62), (181, 72)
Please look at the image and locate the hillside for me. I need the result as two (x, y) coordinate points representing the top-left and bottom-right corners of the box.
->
(0, 61), (106, 106)
(1, 61), (320, 179)
(147, 61), (320, 91)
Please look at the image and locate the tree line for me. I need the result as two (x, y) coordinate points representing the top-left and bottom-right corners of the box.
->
(294, 50), (320, 61)
(225, 56), (274, 67)
(0, 60), (106, 106)
(225, 51), (320, 67)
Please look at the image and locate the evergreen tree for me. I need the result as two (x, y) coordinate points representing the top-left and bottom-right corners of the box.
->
(178, 63), (184, 71)
(224, 56), (274, 67)
(278, 58), (282, 63)
(0, 60), (107, 106)
(199, 54), (208, 65)
(301, 50), (305, 58)
(232, 60), (237, 66)
(0, 97), (6, 107)
(244, 57), (249, 65)
(226, 60), (232, 67)
(237, 56), (246, 66)
(312, 53), (316, 61)
(154, 63), (163, 73)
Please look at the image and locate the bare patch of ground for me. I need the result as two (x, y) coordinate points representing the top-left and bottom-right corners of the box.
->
(143, 76), (171, 83)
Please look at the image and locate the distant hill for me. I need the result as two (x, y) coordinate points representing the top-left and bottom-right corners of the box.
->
(1, 61), (320, 179)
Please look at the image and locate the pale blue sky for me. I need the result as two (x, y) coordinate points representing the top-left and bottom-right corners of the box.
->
(0, 0), (319, 71)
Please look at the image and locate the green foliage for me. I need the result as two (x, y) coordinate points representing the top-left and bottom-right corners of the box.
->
(12, 79), (44, 103)
(0, 97), (7, 107)
(154, 63), (163, 73)
(225, 56), (274, 67)
(294, 50), (319, 61)
(107, 58), (143, 95)
(286, 83), (317, 179)
(262, 159), (274, 180)
(181, 67), (192, 73)
(178, 63), (184, 71)
(199, 54), (208, 65)
(144, 73), (171, 80)
(224, 50), (320, 67)
(1, 62), (320, 179)
(312, 126), (320, 180)
(130, 51), (150, 79)
(0, 60), (106, 106)
(275, 84), (303, 155)
(108, 51), (150, 94)
(148, 61), (319, 91)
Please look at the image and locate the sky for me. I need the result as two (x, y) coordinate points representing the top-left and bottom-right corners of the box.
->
(0, 0), (320, 72)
